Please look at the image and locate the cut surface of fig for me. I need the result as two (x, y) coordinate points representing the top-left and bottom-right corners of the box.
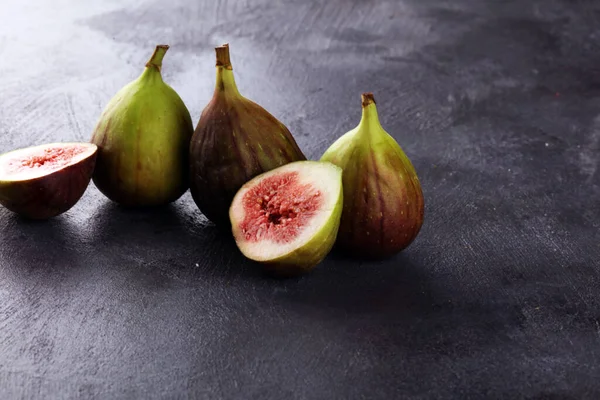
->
(0, 143), (95, 181)
(239, 171), (324, 244)
(0, 142), (97, 219)
(230, 161), (343, 275)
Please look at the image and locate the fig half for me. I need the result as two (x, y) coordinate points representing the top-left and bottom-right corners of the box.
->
(320, 93), (425, 258)
(0, 142), (97, 219)
(190, 43), (307, 226)
(229, 161), (343, 276)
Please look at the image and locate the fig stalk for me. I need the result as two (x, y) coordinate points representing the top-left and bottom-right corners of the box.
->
(145, 45), (168, 70)
(360, 93), (380, 129)
(214, 44), (240, 95)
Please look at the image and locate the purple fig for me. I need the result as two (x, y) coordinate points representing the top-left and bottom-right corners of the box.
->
(189, 43), (306, 226)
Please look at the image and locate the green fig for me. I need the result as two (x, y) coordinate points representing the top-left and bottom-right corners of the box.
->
(0, 142), (97, 219)
(189, 43), (307, 226)
(90, 44), (194, 207)
(229, 160), (343, 277)
(320, 93), (424, 258)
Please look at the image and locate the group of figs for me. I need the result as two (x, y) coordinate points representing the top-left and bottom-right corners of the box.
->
(0, 44), (425, 276)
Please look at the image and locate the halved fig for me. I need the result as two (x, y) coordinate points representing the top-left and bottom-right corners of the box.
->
(229, 160), (343, 276)
(0, 142), (98, 219)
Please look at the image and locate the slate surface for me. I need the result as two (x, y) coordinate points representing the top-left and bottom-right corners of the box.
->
(1, 0), (599, 399)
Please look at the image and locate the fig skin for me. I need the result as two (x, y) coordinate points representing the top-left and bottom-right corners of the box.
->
(190, 43), (306, 227)
(0, 143), (97, 220)
(320, 93), (424, 259)
(90, 45), (194, 207)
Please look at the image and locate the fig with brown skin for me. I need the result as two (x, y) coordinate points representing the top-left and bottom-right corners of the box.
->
(189, 43), (307, 226)
(320, 93), (424, 258)
(0, 142), (97, 219)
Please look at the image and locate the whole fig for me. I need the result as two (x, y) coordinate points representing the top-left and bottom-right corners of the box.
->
(320, 93), (424, 258)
(90, 45), (194, 207)
(189, 43), (306, 226)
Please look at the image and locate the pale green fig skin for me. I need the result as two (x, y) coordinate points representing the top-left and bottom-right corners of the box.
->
(320, 94), (424, 259)
(91, 46), (194, 207)
(229, 161), (343, 277)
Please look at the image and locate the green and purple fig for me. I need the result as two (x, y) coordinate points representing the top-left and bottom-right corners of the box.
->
(320, 93), (424, 258)
(0, 142), (97, 219)
(90, 44), (194, 207)
(189, 43), (307, 226)
(229, 160), (343, 277)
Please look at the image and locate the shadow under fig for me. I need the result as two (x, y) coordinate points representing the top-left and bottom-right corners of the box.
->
(282, 249), (531, 363)
(1, 209), (82, 257)
(86, 200), (266, 283)
(286, 250), (437, 316)
(0, 211), (84, 290)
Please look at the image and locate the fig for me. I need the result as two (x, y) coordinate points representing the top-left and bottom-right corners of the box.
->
(229, 161), (343, 276)
(320, 93), (424, 258)
(90, 44), (194, 207)
(190, 43), (307, 226)
(0, 142), (97, 219)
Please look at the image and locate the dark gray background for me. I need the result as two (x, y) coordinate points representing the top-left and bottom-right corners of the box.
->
(1, 0), (599, 399)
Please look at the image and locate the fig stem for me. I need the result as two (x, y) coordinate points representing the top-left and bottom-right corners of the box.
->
(215, 43), (232, 69)
(145, 45), (170, 70)
(360, 92), (381, 129)
(214, 43), (240, 96)
(361, 92), (376, 107)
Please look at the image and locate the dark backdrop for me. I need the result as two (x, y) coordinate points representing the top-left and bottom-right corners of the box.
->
(1, 0), (599, 399)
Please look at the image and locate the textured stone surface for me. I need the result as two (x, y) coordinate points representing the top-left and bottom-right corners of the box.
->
(1, 0), (599, 398)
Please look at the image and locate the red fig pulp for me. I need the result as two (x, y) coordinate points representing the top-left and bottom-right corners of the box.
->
(238, 170), (324, 244)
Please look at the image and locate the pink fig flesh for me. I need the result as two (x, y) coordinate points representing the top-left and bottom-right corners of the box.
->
(238, 170), (324, 244)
